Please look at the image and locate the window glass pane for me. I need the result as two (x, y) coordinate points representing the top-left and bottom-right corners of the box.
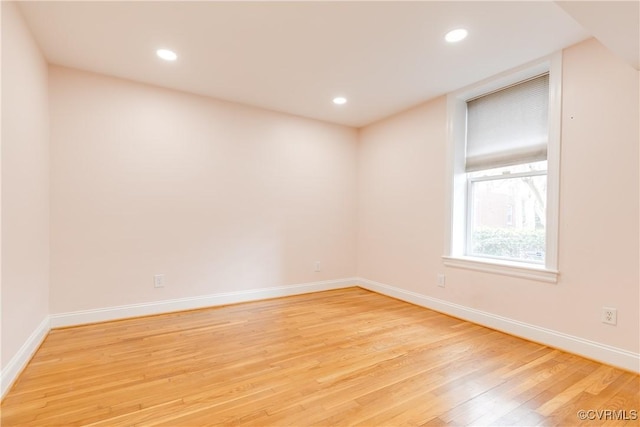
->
(468, 172), (547, 263)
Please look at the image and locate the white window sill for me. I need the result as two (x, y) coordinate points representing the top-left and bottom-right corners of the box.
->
(442, 255), (559, 283)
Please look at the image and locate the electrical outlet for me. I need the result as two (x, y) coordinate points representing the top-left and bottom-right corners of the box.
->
(154, 274), (165, 288)
(602, 307), (617, 325)
(314, 261), (321, 272)
(437, 274), (445, 288)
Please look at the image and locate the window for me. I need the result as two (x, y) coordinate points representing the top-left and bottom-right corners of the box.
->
(467, 161), (547, 263)
(443, 54), (561, 282)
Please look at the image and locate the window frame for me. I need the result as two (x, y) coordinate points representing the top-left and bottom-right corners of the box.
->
(443, 52), (562, 283)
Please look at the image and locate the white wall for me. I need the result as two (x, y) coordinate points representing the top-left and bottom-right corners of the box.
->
(559, 39), (638, 350)
(1, 1), (50, 381)
(49, 66), (357, 314)
(357, 39), (639, 364)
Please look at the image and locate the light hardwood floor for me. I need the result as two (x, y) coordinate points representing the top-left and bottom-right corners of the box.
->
(2, 288), (638, 426)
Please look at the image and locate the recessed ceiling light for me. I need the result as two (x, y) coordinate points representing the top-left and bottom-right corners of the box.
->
(445, 29), (468, 43)
(333, 97), (347, 105)
(156, 49), (178, 61)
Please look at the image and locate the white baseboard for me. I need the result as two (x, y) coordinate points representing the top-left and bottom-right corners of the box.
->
(3, 278), (355, 398)
(357, 277), (640, 373)
(1, 316), (50, 398)
(50, 278), (357, 328)
(4, 276), (637, 401)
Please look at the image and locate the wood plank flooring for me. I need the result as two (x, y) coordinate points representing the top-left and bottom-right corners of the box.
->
(2, 287), (638, 426)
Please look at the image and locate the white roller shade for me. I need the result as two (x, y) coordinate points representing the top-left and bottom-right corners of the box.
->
(465, 74), (549, 172)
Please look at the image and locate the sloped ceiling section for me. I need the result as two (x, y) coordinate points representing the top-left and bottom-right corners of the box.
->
(557, 1), (639, 70)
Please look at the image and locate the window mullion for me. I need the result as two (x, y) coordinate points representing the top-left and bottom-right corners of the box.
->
(468, 169), (547, 183)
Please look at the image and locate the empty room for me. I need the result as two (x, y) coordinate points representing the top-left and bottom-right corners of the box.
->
(2, 1), (639, 426)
